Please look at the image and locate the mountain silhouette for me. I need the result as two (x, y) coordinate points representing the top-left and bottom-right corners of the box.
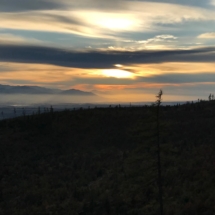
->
(60, 89), (94, 96)
(0, 84), (95, 96)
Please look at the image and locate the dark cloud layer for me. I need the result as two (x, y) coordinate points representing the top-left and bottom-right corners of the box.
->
(0, 45), (215, 69)
(141, 73), (215, 83)
(0, 0), (63, 12)
(0, 0), (210, 12)
(140, 0), (209, 7)
(0, 0), (123, 12)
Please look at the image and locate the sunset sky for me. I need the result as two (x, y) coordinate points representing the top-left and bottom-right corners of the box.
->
(1, 0), (215, 102)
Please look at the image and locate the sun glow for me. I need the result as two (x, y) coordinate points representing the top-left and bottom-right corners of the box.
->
(102, 69), (134, 79)
(101, 18), (133, 30)
(88, 12), (135, 31)
(115, 64), (123, 68)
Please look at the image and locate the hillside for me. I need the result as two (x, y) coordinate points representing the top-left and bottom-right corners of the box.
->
(1, 101), (215, 215)
(0, 84), (95, 95)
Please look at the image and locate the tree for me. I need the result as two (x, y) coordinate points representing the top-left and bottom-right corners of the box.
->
(155, 89), (164, 215)
(209, 94), (212, 101)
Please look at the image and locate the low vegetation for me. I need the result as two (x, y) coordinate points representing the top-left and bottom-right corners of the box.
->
(1, 99), (215, 215)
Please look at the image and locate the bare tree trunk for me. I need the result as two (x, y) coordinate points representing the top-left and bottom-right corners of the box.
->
(156, 90), (164, 215)
(0, 150), (3, 203)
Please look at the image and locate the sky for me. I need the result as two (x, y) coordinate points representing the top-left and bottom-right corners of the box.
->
(1, 0), (215, 102)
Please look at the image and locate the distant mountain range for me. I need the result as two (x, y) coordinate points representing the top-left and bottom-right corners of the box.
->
(0, 84), (95, 96)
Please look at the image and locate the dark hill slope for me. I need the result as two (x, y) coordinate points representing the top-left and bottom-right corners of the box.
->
(1, 101), (215, 215)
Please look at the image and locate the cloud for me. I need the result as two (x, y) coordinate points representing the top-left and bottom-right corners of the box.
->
(0, 62), (138, 92)
(127, 62), (215, 78)
(210, 0), (215, 6)
(137, 35), (177, 44)
(1, 61), (215, 103)
(0, 33), (41, 44)
(140, 0), (210, 7)
(198, 32), (215, 38)
(0, 0), (211, 12)
(155, 35), (178, 39)
(0, 11), (98, 38)
(0, 0), (63, 12)
(1, 1), (215, 39)
(1, 44), (215, 69)
(104, 34), (179, 51)
(0, 0), (124, 12)
(141, 73), (215, 83)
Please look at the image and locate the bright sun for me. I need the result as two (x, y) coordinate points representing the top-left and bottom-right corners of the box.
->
(102, 69), (134, 79)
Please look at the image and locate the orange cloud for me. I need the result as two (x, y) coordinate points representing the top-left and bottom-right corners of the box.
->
(1, 61), (215, 103)
(125, 62), (215, 77)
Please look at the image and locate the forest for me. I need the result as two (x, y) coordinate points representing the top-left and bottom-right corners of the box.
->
(1, 98), (215, 215)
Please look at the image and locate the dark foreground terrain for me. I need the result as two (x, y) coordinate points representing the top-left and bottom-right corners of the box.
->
(1, 101), (215, 215)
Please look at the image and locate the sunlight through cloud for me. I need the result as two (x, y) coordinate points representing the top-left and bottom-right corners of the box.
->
(115, 64), (123, 68)
(95, 16), (134, 30)
(102, 69), (134, 79)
